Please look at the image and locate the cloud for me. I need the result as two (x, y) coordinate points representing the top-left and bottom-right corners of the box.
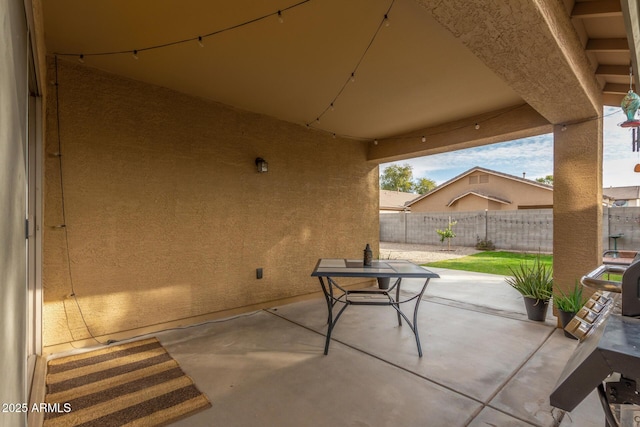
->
(381, 106), (640, 187)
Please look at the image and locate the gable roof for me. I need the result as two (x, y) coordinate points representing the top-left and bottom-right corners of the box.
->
(406, 166), (553, 207)
(603, 186), (640, 200)
(379, 190), (420, 211)
(446, 191), (511, 207)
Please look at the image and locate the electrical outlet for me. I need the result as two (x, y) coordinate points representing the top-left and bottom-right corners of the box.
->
(256, 268), (263, 279)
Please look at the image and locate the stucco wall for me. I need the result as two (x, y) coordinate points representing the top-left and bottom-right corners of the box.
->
(0, 0), (28, 424)
(410, 171), (553, 212)
(43, 59), (379, 348)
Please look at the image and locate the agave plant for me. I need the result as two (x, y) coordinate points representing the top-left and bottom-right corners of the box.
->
(554, 282), (587, 313)
(505, 256), (553, 301)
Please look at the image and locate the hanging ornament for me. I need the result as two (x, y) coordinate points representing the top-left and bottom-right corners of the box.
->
(618, 66), (640, 173)
(620, 90), (640, 127)
(619, 66), (640, 127)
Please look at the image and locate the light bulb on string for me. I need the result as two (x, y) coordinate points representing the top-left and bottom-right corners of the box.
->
(277, 10), (284, 23)
(350, 72), (356, 83)
(421, 136), (426, 143)
(384, 14), (390, 27)
(474, 123), (480, 130)
(330, 103), (335, 111)
(78, 54), (85, 64)
(132, 50), (139, 60)
(198, 36), (204, 47)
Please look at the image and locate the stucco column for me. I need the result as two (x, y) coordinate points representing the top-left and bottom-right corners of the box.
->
(553, 119), (603, 294)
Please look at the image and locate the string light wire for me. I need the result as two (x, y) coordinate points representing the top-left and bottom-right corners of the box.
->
(305, 0), (396, 129)
(55, 0), (312, 60)
(54, 0), (622, 144)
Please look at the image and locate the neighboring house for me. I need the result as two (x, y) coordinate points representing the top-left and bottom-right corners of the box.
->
(604, 186), (640, 207)
(407, 167), (553, 212)
(379, 190), (419, 213)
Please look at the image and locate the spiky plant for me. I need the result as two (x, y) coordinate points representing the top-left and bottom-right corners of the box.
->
(553, 282), (587, 313)
(505, 255), (553, 301)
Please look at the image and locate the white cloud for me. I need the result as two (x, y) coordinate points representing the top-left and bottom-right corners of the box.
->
(382, 106), (640, 187)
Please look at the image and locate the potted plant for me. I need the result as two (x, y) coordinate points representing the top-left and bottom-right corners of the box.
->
(554, 282), (586, 339)
(505, 256), (553, 321)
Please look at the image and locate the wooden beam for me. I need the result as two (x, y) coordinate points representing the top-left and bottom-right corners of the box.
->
(596, 64), (633, 76)
(367, 104), (551, 163)
(572, 0), (622, 18)
(585, 38), (629, 52)
(603, 92), (625, 106)
(603, 83), (634, 93)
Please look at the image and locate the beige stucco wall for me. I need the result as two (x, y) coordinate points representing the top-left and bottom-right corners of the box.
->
(43, 59), (379, 348)
(410, 171), (553, 212)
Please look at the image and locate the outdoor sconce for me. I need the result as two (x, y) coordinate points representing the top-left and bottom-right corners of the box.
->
(255, 157), (268, 173)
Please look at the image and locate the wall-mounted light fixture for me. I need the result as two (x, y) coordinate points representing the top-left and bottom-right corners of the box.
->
(255, 157), (268, 173)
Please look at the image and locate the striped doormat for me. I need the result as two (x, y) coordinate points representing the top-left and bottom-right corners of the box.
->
(44, 337), (211, 427)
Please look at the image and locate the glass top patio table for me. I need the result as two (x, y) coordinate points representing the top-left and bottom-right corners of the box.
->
(311, 258), (439, 278)
(311, 258), (439, 357)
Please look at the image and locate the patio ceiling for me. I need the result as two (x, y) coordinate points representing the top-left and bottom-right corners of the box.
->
(41, 0), (639, 142)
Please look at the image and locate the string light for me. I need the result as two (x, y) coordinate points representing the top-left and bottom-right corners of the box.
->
(198, 36), (204, 47)
(305, 1), (396, 132)
(561, 124), (567, 131)
(54, 0), (311, 60)
(78, 54), (84, 64)
(132, 50), (139, 60)
(475, 123), (480, 130)
(421, 136), (426, 142)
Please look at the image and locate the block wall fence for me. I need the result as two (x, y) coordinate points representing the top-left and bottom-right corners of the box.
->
(380, 207), (640, 253)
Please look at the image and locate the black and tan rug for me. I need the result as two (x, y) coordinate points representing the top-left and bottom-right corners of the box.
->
(44, 337), (211, 427)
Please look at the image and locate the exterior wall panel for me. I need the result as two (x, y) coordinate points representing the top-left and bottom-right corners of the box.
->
(43, 59), (379, 347)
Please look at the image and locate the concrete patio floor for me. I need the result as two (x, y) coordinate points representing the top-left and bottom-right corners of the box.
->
(157, 268), (606, 427)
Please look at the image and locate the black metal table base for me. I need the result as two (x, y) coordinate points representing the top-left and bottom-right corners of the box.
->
(317, 276), (431, 357)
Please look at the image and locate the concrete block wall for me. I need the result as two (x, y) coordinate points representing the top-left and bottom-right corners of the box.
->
(605, 207), (640, 252)
(381, 207), (640, 253)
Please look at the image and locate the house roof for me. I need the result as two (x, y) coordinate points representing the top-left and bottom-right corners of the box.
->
(603, 186), (640, 200)
(446, 191), (511, 207)
(406, 166), (553, 207)
(379, 190), (419, 211)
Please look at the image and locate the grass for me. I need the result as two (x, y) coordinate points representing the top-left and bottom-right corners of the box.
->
(423, 251), (553, 276)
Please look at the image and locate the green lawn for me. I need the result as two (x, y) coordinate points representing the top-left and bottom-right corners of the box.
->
(423, 251), (553, 276)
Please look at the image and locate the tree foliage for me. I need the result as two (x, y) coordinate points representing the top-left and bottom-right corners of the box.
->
(414, 177), (437, 194)
(380, 164), (414, 192)
(535, 175), (553, 185)
(380, 164), (436, 194)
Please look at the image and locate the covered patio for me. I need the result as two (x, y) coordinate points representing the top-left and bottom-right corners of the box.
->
(112, 269), (603, 426)
(2, 0), (640, 426)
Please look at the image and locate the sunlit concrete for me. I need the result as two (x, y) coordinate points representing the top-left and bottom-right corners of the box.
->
(155, 269), (604, 427)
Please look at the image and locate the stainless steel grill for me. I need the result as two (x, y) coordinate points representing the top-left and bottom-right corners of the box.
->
(550, 254), (640, 427)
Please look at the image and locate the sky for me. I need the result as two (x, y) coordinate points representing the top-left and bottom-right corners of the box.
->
(380, 106), (640, 189)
